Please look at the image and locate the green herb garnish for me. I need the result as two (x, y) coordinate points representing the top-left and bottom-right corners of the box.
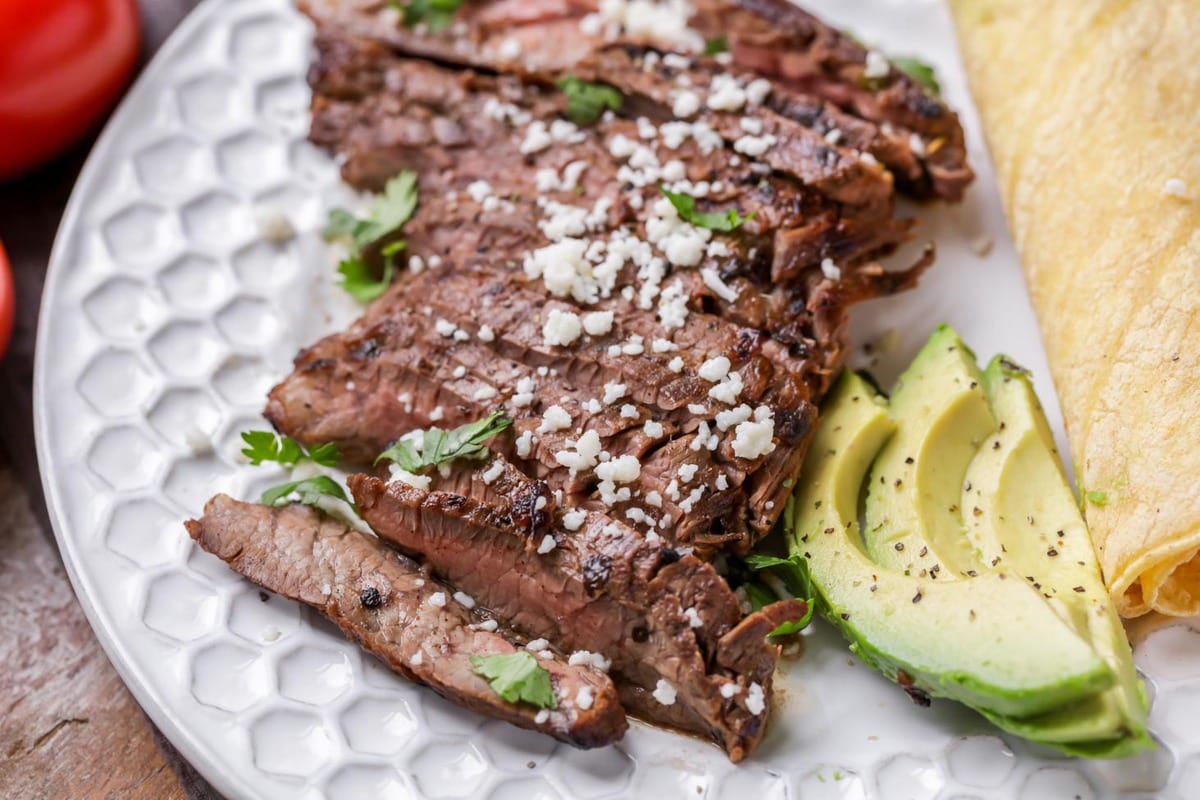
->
(470, 651), (558, 708)
(888, 56), (941, 97)
(557, 76), (623, 126)
(324, 171), (419, 302)
(745, 553), (816, 637)
(703, 36), (729, 56)
(375, 412), (513, 472)
(1086, 490), (1109, 506)
(241, 431), (340, 468)
(390, 0), (462, 31)
(260, 475), (354, 509)
(659, 187), (755, 232)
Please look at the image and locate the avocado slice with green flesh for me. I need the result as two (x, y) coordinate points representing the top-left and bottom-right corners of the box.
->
(863, 325), (993, 579)
(963, 356), (1149, 754)
(788, 372), (1113, 719)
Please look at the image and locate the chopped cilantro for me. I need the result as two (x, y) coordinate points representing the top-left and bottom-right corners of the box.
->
(745, 553), (816, 637)
(703, 36), (729, 56)
(375, 412), (513, 472)
(260, 475), (354, 509)
(241, 431), (340, 468)
(470, 651), (558, 708)
(888, 56), (941, 96)
(659, 187), (755, 232)
(390, 0), (462, 31)
(324, 171), (419, 302)
(557, 76), (623, 125)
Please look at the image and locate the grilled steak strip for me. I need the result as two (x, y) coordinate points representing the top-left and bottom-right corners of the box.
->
(186, 495), (627, 748)
(349, 468), (807, 762)
(299, 0), (971, 201)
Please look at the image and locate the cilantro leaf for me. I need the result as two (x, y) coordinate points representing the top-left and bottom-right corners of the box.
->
(324, 171), (419, 302)
(703, 36), (728, 56)
(470, 651), (558, 708)
(888, 56), (941, 97)
(376, 412), (513, 472)
(659, 187), (755, 232)
(557, 76), (623, 126)
(390, 0), (462, 31)
(241, 431), (340, 468)
(261, 475), (353, 509)
(745, 554), (816, 637)
(337, 254), (397, 303)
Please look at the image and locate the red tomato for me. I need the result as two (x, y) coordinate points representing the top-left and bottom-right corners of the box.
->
(0, 0), (140, 180)
(0, 241), (12, 359)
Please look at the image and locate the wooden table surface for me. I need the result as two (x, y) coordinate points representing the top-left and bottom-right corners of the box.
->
(0, 2), (221, 797)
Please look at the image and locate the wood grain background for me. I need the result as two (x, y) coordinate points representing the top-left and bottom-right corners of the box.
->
(0, 2), (221, 797)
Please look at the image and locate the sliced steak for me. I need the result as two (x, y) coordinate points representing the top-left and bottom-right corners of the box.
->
(186, 495), (627, 748)
(299, 0), (971, 201)
(349, 468), (807, 762)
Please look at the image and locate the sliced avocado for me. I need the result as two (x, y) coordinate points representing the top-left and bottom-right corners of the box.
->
(963, 356), (1150, 755)
(863, 325), (993, 578)
(789, 372), (1113, 719)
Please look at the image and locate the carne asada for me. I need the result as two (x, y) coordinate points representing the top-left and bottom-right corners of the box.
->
(188, 0), (975, 762)
(187, 495), (627, 748)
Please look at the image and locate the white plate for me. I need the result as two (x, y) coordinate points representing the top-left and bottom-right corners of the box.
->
(34, 0), (1198, 797)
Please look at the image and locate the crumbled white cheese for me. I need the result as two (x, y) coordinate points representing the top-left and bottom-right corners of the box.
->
(534, 709), (550, 724)
(651, 338), (678, 353)
(497, 37), (522, 61)
(473, 386), (498, 401)
(452, 365), (467, 379)
(716, 474), (729, 491)
(466, 180), (493, 204)
(262, 625), (281, 642)
(643, 420), (664, 438)
(683, 606), (703, 628)
(668, 356), (685, 373)
(562, 508), (588, 531)
(435, 318), (457, 337)
(708, 371), (744, 405)
(428, 591), (447, 608)
(478, 324), (495, 342)
(478, 618), (499, 632)
(539, 405), (573, 432)
(821, 258), (842, 281)
(596, 454), (642, 484)
(576, 686), (595, 710)
(511, 376), (537, 408)
(864, 50), (890, 79)
(555, 430), (603, 474)
(707, 74), (747, 112)
(583, 310), (614, 336)
(543, 309), (583, 347)
(698, 355), (731, 382)
(592, 0), (703, 51)
(620, 404), (639, 419)
(746, 681), (766, 715)
(745, 78), (772, 106)
(537, 534), (557, 554)
(520, 120), (554, 153)
(733, 133), (778, 157)
(657, 280), (690, 329)
(715, 404), (752, 432)
(389, 463), (432, 490)
(481, 460), (505, 485)
(653, 679), (678, 705)
(602, 382), (627, 404)
(535, 496), (548, 511)
(411, 650), (424, 666)
(732, 406), (777, 459)
(678, 463), (700, 483)
(453, 591), (476, 609)
(584, 398), (603, 414)
(688, 403), (708, 415)
(515, 429), (535, 458)
(1165, 178), (1190, 199)
(719, 682), (740, 699)
(673, 89), (701, 118)
(824, 128), (844, 146)
(526, 638), (550, 652)
(568, 650), (612, 672)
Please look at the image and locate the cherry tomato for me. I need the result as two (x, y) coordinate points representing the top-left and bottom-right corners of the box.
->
(0, 0), (140, 180)
(0, 241), (13, 359)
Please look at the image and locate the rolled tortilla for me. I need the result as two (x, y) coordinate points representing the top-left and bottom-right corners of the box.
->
(949, 0), (1200, 617)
